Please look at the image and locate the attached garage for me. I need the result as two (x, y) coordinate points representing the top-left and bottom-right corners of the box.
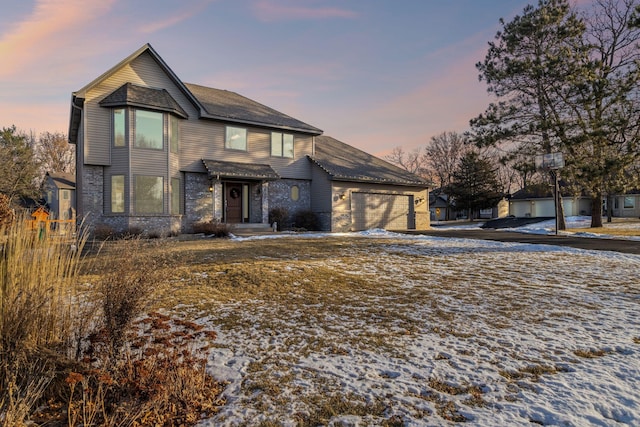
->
(352, 192), (415, 230)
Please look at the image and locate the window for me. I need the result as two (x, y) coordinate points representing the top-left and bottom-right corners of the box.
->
(291, 185), (299, 201)
(225, 126), (247, 151)
(134, 110), (163, 149)
(170, 115), (179, 154)
(114, 108), (126, 147)
(624, 196), (635, 209)
(271, 132), (294, 158)
(111, 175), (125, 213)
(62, 190), (70, 200)
(135, 175), (163, 214)
(171, 178), (181, 214)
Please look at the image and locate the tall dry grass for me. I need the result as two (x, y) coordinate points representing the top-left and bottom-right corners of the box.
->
(0, 216), (86, 424)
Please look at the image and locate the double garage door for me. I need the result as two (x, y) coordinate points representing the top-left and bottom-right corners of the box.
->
(352, 192), (415, 231)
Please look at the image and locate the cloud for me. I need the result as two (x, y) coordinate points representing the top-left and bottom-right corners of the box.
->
(251, 0), (358, 22)
(138, 0), (216, 34)
(0, 0), (116, 79)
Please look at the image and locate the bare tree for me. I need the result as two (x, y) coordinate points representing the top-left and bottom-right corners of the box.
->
(37, 131), (75, 175)
(384, 146), (431, 178)
(425, 131), (469, 190)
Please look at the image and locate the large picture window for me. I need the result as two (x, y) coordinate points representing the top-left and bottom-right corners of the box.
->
(111, 175), (125, 213)
(135, 175), (163, 214)
(171, 177), (181, 214)
(271, 132), (294, 158)
(135, 110), (163, 150)
(113, 109), (126, 147)
(170, 115), (179, 154)
(225, 126), (247, 151)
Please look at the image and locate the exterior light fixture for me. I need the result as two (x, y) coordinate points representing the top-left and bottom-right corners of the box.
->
(339, 193), (346, 200)
(208, 184), (213, 192)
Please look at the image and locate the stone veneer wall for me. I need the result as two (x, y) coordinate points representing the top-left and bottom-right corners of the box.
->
(81, 165), (104, 229)
(267, 179), (311, 226)
(184, 172), (215, 232)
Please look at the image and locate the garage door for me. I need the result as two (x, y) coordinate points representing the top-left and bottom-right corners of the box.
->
(352, 192), (414, 231)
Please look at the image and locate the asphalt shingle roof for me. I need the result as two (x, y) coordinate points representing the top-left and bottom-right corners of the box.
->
(47, 172), (75, 189)
(202, 159), (280, 181)
(185, 83), (322, 135)
(99, 83), (188, 118)
(309, 136), (430, 187)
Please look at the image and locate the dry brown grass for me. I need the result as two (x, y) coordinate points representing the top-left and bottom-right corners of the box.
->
(66, 233), (639, 425)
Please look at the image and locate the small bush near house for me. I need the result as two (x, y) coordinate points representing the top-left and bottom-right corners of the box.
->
(193, 220), (233, 237)
(269, 207), (289, 231)
(292, 209), (320, 231)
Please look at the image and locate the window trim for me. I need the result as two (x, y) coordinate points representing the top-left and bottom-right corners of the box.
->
(170, 115), (179, 154)
(113, 108), (126, 147)
(134, 109), (164, 151)
(134, 175), (164, 214)
(271, 132), (294, 158)
(225, 126), (248, 151)
(623, 196), (635, 209)
(170, 177), (182, 215)
(111, 175), (125, 214)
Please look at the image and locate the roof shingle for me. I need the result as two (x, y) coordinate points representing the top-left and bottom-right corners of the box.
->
(309, 136), (430, 187)
(185, 83), (322, 135)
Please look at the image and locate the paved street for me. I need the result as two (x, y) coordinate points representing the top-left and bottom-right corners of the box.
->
(404, 228), (640, 255)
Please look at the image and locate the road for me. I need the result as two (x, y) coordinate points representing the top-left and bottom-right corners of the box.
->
(403, 228), (640, 255)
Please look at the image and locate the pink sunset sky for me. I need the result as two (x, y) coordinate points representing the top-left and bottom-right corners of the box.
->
(0, 0), (592, 157)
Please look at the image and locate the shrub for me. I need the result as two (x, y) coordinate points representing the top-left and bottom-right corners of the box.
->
(292, 209), (320, 231)
(92, 223), (115, 240)
(193, 220), (232, 238)
(0, 193), (15, 228)
(0, 215), (87, 424)
(268, 207), (289, 231)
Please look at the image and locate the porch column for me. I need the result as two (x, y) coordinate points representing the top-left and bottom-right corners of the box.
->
(261, 181), (269, 224)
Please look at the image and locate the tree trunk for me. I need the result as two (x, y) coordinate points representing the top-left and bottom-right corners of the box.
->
(591, 193), (603, 227)
(557, 193), (567, 230)
(606, 194), (613, 223)
(552, 171), (566, 231)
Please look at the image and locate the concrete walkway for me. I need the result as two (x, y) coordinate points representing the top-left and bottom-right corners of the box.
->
(404, 228), (640, 255)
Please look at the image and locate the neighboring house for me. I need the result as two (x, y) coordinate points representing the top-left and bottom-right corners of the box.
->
(429, 189), (508, 222)
(43, 172), (76, 220)
(509, 185), (591, 218)
(608, 191), (640, 218)
(68, 44), (430, 235)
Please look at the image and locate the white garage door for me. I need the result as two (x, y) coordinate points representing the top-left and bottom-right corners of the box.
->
(352, 192), (414, 231)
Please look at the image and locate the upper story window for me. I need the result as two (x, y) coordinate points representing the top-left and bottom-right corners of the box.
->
(170, 115), (179, 154)
(134, 110), (163, 150)
(113, 108), (126, 147)
(225, 126), (247, 151)
(271, 132), (294, 158)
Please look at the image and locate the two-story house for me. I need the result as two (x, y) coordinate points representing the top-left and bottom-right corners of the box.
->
(68, 44), (430, 235)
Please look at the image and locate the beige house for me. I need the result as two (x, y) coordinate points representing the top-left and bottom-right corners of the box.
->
(43, 172), (76, 220)
(68, 44), (429, 235)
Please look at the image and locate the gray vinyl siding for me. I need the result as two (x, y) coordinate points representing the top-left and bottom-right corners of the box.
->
(310, 163), (333, 212)
(81, 51), (199, 166)
(178, 121), (314, 179)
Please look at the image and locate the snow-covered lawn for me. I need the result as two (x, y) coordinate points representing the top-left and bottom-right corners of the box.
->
(167, 224), (640, 426)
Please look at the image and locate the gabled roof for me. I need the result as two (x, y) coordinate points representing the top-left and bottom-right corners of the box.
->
(99, 83), (188, 118)
(69, 43), (200, 144)
(203, 159), (280, 181)
(309, 136), (430, 187)
(185, 83), (322, 135)
(46, 172), (75, 189)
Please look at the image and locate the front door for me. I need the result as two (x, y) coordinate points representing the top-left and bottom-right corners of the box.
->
(225, 183), (243, 223)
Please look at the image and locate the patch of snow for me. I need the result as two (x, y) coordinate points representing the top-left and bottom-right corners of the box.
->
(194, 227), (640, 426)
